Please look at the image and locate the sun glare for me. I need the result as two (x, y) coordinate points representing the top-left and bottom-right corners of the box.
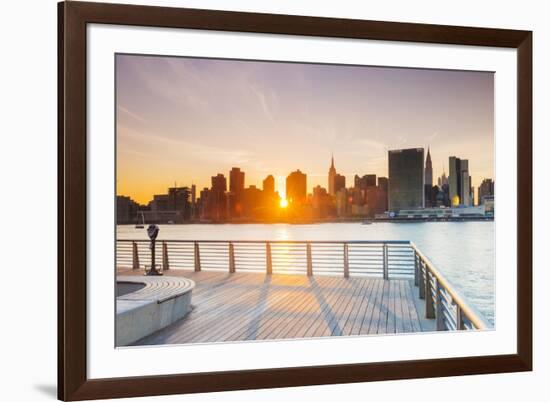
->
(279, 198), (289, 208)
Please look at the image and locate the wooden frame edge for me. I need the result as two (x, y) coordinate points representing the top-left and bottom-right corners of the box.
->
(58, 1), (533, 400)
(66, 354), (531, 401)
(58, 1), (65, 399)
(515, 31), (533, 371)
(59, 1), (88, 399)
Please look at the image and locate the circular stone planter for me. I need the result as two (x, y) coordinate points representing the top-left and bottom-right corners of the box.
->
(116, 276), (195, 346)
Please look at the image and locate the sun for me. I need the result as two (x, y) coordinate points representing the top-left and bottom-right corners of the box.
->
(279, 198), (289, 208)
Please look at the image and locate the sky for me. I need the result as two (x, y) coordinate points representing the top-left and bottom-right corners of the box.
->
(116, 54), (494, 204)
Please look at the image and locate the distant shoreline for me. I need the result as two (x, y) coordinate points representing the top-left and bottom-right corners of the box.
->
(118, 216), (494, 225)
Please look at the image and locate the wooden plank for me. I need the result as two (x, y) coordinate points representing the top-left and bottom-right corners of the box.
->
(237, 277), (324, 339)
(155, 274), (271, 344)
(256, 278), (324, 340)
(192, 289), (277, 343)
(402, 280), (422, 333)
(289, 276), (347, 339)
(364, 279), (384, 334)
(340, 277), (372, 335)
(294, 276), (348, 338)
(188, 273), (257, 305)
(223, 275), (318, 342)
(327, 277), (369, 336)
(268, 278), (343, 340)
(376, 280), (390, 334)
(184, 274), (300, 343)
(393, 280), (407, 333)
(317, 278), (356, 337)
(386, 280), (397, 334)
(266, 276), (340, 340)
(200, 274), (304, 343)
(348, 278), (376, 335)
(399, 280), (414, 333)
(219, 281), (297, 341)
(190, 272), (262, 302)
(305, 276), (356, 338)
(184, 287), (274, 343)
(122, 270), (431, 345)
(153, 282), (263, 343)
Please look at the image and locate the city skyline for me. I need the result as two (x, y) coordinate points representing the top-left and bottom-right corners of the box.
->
(116, 147), (495, 225)
(117, 54), (494, 204)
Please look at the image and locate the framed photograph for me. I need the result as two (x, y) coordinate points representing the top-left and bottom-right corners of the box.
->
(58, 1), (532, 400)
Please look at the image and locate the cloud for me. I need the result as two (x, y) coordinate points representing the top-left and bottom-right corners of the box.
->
(117, 124), (252, 166)
(117, 105), (146, 123)
(248, 84), (275, 122)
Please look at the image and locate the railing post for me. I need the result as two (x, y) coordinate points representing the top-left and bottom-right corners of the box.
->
(162, 241), (169, 271)
(426, 272), (435, 319)
(132, 241), (140, 270)
(343, 243), (349, 278)
(229, 242), (236, 273)
(456, 305), (465, 330)
(435, 281), (445, 330)
(414, 250), (419, 286)
(194, 241), (201, 272)
(419, 261), (426, 299)
(382, 243), (389, 280)
(266, 242), (272, 275)
(306, 242), (313, 276)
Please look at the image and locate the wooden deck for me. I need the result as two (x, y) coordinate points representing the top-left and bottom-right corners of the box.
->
(117, 269), (431, 345)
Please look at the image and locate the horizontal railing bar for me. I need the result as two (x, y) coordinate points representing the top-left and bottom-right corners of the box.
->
(117, 239), (412, 244)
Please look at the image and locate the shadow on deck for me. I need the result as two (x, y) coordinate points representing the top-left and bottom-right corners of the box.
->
(116, 268), (435, 346)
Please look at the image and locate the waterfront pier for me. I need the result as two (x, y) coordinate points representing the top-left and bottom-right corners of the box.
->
(116, 239), (489, 345)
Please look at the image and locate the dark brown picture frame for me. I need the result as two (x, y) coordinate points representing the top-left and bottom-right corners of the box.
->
(58, 1), (532, 400)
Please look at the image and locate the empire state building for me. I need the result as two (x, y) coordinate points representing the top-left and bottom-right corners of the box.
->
(328, 155), (337, 196)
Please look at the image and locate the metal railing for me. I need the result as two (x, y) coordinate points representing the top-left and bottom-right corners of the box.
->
(411, 242), (490, 331)
(116, 239), (489, 331)
(116, 239), (414, 279)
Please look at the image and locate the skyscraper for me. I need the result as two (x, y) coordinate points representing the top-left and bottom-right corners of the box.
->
(198, 187), (210, 220)
(328, 155), (337, 196)
(377, 177), (389, 193)
(286, 169), (307, 204)
(211, 173), (227, 193)
(424, 148), (434, 207)
(377, 177), (389, 212)
(449, 156), (471, 206)
(438, 171), (449, 187)
(460, 163), (472, 207)
(478, 178), (494, 205)
(229, 167), (245, 194)
(191, 184), (196, 205)
(334, 173), (346, 194)
(388, 148), (424, 211)
(335, 188), (349, 217)
(312, 185), (331, 218)
(425, 147), (433, 187)
(116, 195), (140, 224)
(354, 174), (376, 190)
(168, 186), (190, 212)
(191, 184), (197, 220)
(210, 173), (227, 220)
(263, 175), (275, 193)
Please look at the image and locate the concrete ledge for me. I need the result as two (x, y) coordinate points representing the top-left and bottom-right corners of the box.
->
(116, 276), (195, 346)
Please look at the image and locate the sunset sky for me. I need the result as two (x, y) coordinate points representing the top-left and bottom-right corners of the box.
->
(116, 54), (494, 205)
